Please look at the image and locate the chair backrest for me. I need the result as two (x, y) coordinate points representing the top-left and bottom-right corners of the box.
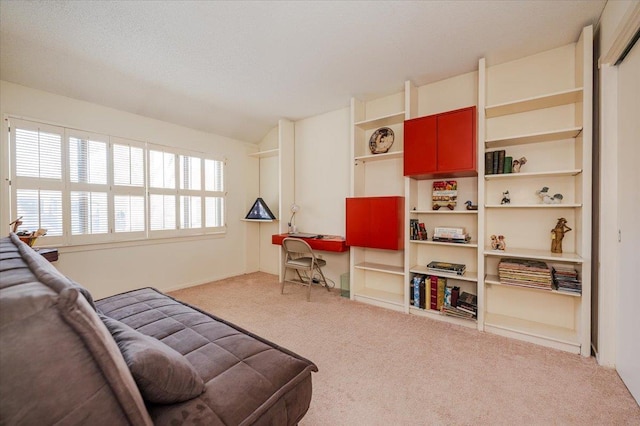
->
(282, 238), (315, 261)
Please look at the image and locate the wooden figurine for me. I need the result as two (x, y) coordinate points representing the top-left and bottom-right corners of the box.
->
(490, 235), (498, 250)
(551, 217), (572, 253)
(465, 200), (478, 210)
(512, 156), (527, 173)
(501, 190), (511, 204)
(497, 235), (506, 250)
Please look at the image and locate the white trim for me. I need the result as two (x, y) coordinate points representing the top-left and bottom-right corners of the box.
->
(597, 64), (618, 368)
(599, 2), (640, 67)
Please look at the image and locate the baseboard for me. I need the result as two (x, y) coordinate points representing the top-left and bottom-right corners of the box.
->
(161, 270), (278, 293)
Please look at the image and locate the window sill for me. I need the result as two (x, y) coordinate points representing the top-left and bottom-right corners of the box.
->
(37, 232), (225, 254)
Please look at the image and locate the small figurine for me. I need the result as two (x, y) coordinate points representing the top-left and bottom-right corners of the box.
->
(497, 235), (506, 250)
(490, 234), (498, 250)
(551, 217), (572, 253)
(465, 200), (478, 210)
(512, 156), (527, 173)
(501, 190), (511, 204)
(536, 186), (563, 204)
(9, 216), (23, 233)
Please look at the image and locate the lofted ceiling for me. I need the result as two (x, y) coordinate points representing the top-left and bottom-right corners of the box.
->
(0, 0), (605, 144)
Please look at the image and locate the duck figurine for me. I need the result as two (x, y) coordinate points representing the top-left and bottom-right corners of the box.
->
(465, 200), (478, 210)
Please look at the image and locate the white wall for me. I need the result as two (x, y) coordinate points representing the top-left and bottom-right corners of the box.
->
(0, 81), (258, 299)
(294, 107), (351, 288)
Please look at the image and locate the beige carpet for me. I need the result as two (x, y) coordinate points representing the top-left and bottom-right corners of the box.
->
(170, 272), (640, 425)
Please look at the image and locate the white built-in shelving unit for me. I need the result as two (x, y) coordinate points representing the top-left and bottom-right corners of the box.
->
(349, 84), (413, 312)
(481, 25), (592, 355)
(347, 25), (593, 356)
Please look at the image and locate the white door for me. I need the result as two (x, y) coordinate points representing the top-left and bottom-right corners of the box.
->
(616, 36), (640, 404)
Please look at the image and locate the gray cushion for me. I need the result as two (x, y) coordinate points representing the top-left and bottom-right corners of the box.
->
(100, 314), (205, 404)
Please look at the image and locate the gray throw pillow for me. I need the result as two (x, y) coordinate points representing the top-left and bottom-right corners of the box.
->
(100, 314), (205, 404)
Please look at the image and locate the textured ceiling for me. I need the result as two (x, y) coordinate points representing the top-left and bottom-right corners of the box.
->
(0, 0), (605, 143)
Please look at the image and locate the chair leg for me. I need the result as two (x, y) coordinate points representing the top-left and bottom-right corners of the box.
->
(281, 267), (286, 295)
(307, 277), (311, 302)
(316, 266), (330, 291)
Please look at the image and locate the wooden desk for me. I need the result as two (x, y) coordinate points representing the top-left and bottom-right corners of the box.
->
(272, 233), (348, 252)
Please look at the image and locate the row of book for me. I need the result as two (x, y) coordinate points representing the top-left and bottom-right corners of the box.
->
(498, 258), (552, 290)
(410, 274), (477, 319)
(409, 219), (428, 240)
(485, 150), (512, 174)
(552, 266), (582, 294)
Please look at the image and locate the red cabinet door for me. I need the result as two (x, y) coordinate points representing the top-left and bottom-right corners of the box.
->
(346, 196), (404, 250)
(436, 106), (476, 173)
(346, 197), (370, 248)
(404, 115), (437, 177)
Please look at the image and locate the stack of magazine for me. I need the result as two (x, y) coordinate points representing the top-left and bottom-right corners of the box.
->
(498, 258), (552, 289)
(426, 261), (466, 276)
(552, 266), (582, 294)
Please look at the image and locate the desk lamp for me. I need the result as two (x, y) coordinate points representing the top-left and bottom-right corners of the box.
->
(288, 203), (299, 233)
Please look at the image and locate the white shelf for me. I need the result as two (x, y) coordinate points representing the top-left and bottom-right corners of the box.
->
(410, 240), (478, 248)
(353, 288), (404, 307)
(354, 151), (403, 163)
(410, 210), (478, 214)
(485, 127), (582, 148)
(240, 218), (277, 222)
(354, 111), (406, 130)
(248, 148), (279, 158)
(409, 307), (477, 328)
(409, 266), (478, 282)
(354, 262), (405, 276)
(485, 275), (581, 297)
(485, 204), (582, 208)
(485, 169), (582, 180)
(484, 312), (579, 348)
(484, 247), (583, 263)
(485, 87), (583, 118)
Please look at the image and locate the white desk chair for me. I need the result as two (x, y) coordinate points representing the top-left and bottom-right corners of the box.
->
(281, 237), (329, 301)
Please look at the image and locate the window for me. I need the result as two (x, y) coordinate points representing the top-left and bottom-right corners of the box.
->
(148, 146), (177, 233)
(9, 117), (226, 246)
(112, 138), (146, 238)
(11, 120), (65, 244)
(67, 131), (109, 242)
(204, 159), (225, 228)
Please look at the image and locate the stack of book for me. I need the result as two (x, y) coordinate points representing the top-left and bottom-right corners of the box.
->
(426, 261), (466, 276)
(552, 266), (582, 294)
(443, 291), (477, 318)
(441, 284), (474, 319)
(432, 226), (470, 244)
(409, 219), (428, 241)
(498, 258), (552, 290)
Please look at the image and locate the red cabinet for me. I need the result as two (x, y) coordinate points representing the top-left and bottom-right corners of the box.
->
(404, 106), (476, 179)
(346, 196), (404, 250)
